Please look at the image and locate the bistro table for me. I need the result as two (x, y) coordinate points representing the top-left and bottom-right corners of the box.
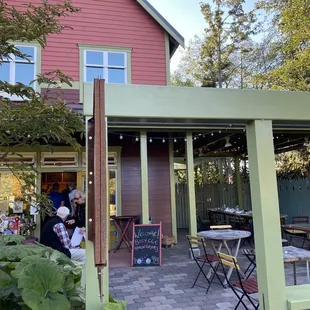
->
(283, 246), (310, 285)
(198, 229), (251, 285)
(112, 216), (138, 253)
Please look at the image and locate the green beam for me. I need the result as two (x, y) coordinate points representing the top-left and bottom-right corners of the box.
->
(246, 120), (286, 310)
(169, 138), (177, 243)
(234, 156), (244, 210)
(93, 84), (310, 121)
(140, 131), (149, 224)
(186, 132), (197, 236)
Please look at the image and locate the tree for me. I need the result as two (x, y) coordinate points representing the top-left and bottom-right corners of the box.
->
(0, 0), (83, 216)
(254, 0), (310, 91)
(196, 0), (258, 88)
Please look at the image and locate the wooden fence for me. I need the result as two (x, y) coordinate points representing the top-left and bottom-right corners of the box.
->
(176, 179), (310, 229)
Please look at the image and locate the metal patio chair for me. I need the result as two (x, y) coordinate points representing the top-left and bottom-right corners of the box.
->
(283, 216), (309, 248)
(217, 251), (259, 310)
(186, 235), (224, 293)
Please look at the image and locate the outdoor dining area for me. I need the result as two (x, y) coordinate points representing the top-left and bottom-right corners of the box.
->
(184, 209), (310, 310)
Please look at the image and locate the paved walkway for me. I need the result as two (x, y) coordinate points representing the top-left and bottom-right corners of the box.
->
(109, 230), (309, 310)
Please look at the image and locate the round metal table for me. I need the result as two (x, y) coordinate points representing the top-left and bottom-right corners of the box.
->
(198, 229), (251, 284)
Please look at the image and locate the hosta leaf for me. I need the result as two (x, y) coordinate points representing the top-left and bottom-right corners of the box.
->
(22, 289), (70, 310)
(0, 269), (12, 289)
(18, 259), (65, 294)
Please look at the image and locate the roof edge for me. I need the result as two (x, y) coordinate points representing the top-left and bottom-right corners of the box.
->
(136, 0), (185, 49)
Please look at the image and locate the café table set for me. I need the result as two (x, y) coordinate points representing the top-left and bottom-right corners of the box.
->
(197, 228), (310, 286)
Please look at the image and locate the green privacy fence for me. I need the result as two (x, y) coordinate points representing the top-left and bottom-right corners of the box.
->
(176, 179), (310, 229)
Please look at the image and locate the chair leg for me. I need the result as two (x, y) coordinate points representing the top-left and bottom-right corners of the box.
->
(192, 260), (210, 288)
(205, 261), (225, 293)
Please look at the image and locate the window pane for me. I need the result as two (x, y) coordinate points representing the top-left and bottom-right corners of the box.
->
(16, 46), (35, 61)
(86, 51), (103, 65)
(86, 66), (104, 82)
(15, 63), (35, 85)
(0, 62), (10, 82)
(108, 68), (125, 84)
(108, 53), (125, 66)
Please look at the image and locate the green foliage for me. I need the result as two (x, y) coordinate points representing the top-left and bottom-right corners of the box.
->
(102, 294), (128, 310)
(254, 0), (310, 90)
(0, 241), (84, 310)
(0, 0), (83, 217)
(197, 0), (258, 88)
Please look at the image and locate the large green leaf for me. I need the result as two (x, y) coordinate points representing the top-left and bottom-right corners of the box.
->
(0, 269), (12, 289)
(18, 259), (71, 310)
(22, 289), (70, 310)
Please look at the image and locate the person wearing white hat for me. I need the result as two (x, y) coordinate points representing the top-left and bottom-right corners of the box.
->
(41, 206), (85, 263)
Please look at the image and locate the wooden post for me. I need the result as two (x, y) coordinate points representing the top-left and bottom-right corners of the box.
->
(186, 132), (197, 236)
(234, 156), (243, 209)
(140, 131), (149, 224)
(169, 137), (177, 243)
(246, 120), (286, 310)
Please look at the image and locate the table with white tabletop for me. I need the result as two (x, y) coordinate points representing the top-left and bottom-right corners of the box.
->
(197, 229), (251, 284)
(283, 246), (310, 285)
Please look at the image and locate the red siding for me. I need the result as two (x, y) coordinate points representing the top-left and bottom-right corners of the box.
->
(120, 142), (172, 235)
(12, 0), (167, 85)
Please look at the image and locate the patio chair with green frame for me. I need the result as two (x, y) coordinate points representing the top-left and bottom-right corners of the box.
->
(217, 251), (259, 310)
(186, 235), (224, 293)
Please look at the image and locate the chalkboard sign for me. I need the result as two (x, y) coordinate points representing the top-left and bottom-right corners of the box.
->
(131, 223), (162, 267)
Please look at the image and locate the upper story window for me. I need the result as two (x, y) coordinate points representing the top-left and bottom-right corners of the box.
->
(84, 50), (127, 84)
(0, 46), (37, 87)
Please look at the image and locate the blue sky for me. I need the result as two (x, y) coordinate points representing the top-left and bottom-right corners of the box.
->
(148, 0), (255, 72)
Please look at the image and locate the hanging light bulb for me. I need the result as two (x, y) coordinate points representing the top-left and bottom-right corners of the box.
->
(211, 132), (214, 136)
(162, 138), (165, 143)
(119, 135), (123, 140)
(149, 138), (152, 143)
(224, 136), (232, 148)
(135, 137), (139, 141)
(174, 138), (177, 143)
(184, 138), (187, 142)
(219, 130), (222, 134)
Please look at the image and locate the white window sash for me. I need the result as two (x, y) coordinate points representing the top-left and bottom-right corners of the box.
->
(84, 50), (127, 84)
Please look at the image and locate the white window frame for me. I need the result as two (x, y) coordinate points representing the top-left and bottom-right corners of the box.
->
(0, 45), (37, 101)
(41, 152), (79, 168)
(84, 50), (127, 84)
(0, 152), (37, 168)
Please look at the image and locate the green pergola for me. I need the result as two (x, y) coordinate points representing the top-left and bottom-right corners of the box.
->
(83, 83), (310, 310)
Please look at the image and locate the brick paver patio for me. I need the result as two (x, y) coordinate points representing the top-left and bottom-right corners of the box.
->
(109, 230), (309, 310)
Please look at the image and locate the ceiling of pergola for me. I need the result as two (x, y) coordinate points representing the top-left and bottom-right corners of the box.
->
(108, 125), (310, 159)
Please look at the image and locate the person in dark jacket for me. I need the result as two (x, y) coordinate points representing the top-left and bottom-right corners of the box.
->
(41, 207), (85, 262)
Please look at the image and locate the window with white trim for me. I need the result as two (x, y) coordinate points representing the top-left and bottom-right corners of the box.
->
(0, 46), (37, 87)
(84, 51), (127, 84)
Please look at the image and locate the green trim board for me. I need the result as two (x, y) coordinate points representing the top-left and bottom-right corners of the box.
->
(136, 0), (185, 52)
(79, 44), (132, 104)
(40, 81), (80, 90)
(165, 32), (171, 85)
(83, 83), (310, 121)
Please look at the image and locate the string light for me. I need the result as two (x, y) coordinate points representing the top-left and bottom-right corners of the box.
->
(119, 135), (123, 140)
(149, 138), (152, 143)
(135, 137), (139, 141)
(162, 139), (165, 143)
(174, 138), (177, 143)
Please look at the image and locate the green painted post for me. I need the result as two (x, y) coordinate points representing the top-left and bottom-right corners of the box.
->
(169, 138), (177, 243)
(246, 120), (286, 310)
(186, 132), (197, 236)
(140, 131), (149, 224)
(85, 117), (107, 310)
(234, 156), (244, 210)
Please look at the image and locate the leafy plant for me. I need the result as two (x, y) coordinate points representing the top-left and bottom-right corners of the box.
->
(102, 294), (128, 310)
(0, 236), (84, 310)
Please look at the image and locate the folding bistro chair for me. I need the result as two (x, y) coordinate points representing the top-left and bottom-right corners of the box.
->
(283, 216), (309, 248)
(217, 251), (259, 310)
(241, 248), (256, 278)
(186, 235), (224, 293)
